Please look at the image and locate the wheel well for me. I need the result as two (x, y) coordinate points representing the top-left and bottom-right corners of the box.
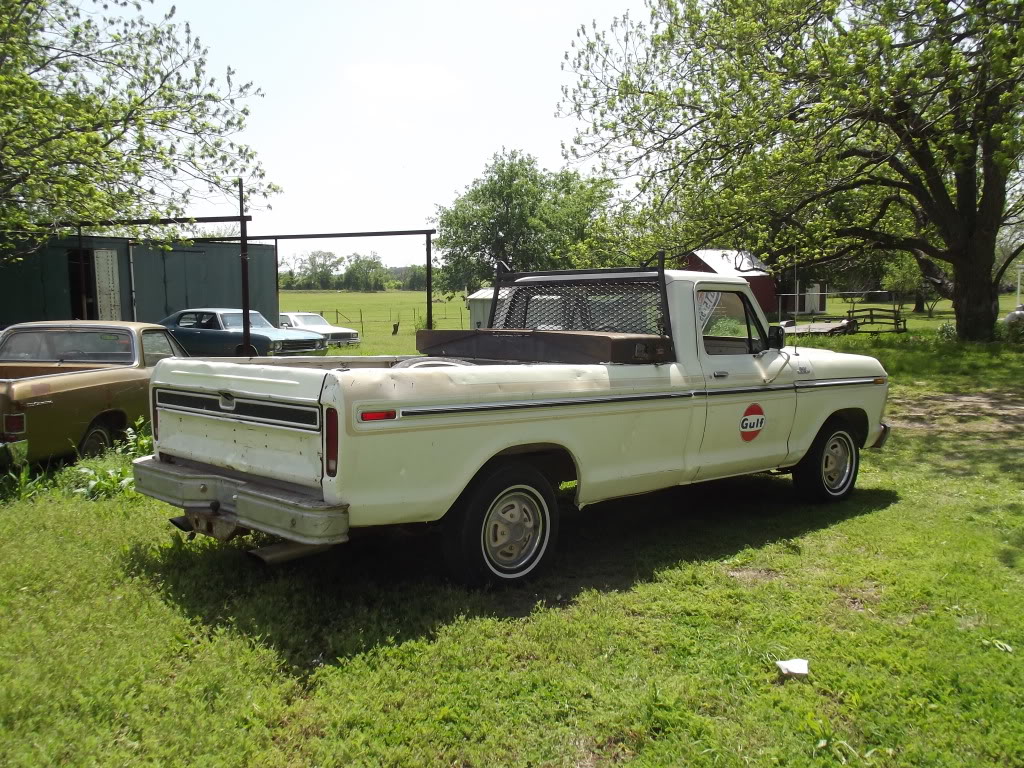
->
(89, 410), (128, 437)
(491, 443), (579, 488)
(828, 408), (869, 447)
(442, 444), (580, 524)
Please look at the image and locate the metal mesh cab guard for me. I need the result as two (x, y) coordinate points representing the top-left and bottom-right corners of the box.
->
(416, 262), (676, 364)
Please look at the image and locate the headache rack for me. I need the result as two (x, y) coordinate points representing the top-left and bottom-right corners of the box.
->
(416, 254), (676, 364)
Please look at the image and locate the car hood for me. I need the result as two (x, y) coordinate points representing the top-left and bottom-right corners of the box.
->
(303, 324), (358, 334)
(242, 328), (324, 341)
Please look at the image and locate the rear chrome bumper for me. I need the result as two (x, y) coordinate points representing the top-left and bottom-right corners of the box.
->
(133, 455), (349, 544)
(869, 423), (890, 449)
(0, 439), (27, 468)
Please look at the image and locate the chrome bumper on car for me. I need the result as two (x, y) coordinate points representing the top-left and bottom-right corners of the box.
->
(0, 439), (28, 467)
(869, 423), (890, 449)
(276, 348), (329, 356)
(133, 455), (349, 544)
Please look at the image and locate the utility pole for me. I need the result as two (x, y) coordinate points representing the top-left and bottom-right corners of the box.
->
(238, 179), (252, 355)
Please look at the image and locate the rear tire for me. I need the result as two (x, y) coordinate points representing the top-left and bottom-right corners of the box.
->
(442, 461), (559, 586)
(793, 420), (860, 502)
(78, 423), (112, 458)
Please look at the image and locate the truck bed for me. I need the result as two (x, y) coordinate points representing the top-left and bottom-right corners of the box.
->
(416, 329), (675, 364)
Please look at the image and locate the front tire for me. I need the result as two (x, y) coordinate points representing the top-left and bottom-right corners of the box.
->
(793, 421), (860, 502)
(443, 461), (559, 586)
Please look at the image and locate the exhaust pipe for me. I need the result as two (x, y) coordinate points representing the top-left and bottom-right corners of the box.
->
(169, 516), (194, 533)
(248, 541), (333, 565)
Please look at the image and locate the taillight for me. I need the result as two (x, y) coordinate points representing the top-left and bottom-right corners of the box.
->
(325, 407), (338, 477)
(360, 410), (397, 422)
(4, 412), (25, 435)
(151, 392), (159, 440)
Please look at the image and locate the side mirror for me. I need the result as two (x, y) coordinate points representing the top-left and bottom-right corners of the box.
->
(281, 322), (291, 328)
(768, 326), (785, 350)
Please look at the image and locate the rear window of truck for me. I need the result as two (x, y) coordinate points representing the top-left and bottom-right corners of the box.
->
(0, 330), (135, 363)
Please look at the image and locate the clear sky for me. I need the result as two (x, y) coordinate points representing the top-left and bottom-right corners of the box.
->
(156, 0), (645, 268)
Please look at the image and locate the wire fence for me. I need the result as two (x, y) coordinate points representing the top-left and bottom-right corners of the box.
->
(291, 305), (468, 337)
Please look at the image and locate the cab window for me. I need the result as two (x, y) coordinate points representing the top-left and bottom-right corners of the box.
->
(142, 330), (184, 366)
(697, 290), (767, 355)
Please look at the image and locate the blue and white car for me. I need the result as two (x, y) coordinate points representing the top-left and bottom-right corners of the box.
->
(160, 309), (328, 357)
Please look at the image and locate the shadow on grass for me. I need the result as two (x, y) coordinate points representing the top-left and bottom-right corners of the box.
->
(799, 335), (1024, 392)
(895, 432), (1024, 484)
(122, 473), (897, 673)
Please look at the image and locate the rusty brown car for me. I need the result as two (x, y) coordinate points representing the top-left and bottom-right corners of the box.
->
(0, 321), (187, 467)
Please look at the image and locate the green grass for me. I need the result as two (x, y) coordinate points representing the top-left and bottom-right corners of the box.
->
(2, 343), (1023, 765)
(279, 290), (468, 356)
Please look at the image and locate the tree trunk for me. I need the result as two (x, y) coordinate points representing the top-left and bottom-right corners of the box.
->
(952, 255), (998, 341)
(913, 292), (925, 313)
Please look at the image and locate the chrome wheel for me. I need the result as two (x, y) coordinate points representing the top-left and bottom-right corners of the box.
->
(480, 485), (547, 573)
(821, 432), (855, 494)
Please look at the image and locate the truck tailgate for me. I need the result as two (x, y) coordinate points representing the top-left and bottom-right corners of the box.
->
(151, 359), (328, 489)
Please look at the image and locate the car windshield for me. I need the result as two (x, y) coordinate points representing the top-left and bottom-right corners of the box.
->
(0, 329), (135, 363)
(298, 314), (329, 326)
(221, 312), (273, 329)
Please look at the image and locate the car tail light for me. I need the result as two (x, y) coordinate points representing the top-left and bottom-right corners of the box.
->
(359, 410), (397, 422)
(151, 392), (159, 440)
(325, 407), (338, 477)
(4, 412), (26, 435)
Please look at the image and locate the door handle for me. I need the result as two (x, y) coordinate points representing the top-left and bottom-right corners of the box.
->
(713, 371), (729, 378)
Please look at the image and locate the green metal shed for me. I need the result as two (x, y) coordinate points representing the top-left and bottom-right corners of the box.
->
(0, 237), (277, 328)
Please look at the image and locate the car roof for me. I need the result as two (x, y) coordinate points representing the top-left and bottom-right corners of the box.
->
(174, 308), (263, 314)
(3, 320), (168, 331)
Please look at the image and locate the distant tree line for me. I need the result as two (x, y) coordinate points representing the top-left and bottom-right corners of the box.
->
(279, 251), (427, 291)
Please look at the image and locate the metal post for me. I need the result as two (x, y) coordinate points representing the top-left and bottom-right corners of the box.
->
(426, 231), (433, 330)
(77, 226), (87, 319)
(238, 179), (251, 355)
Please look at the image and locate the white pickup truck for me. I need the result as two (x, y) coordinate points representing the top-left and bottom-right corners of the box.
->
(134, 267), (890, 584)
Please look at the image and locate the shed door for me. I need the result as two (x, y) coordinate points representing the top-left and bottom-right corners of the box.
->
(94, 249), (121, 320)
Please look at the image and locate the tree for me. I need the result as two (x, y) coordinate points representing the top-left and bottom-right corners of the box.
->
(298, 250), (341, 290)
(401, 264), (427, 291)
(882, 252), (941, 315)
(340, 252), (389, 292)
(0, 0), (275, 260)
(564, 0), (1024, 340)
(434, 149), (617, 293)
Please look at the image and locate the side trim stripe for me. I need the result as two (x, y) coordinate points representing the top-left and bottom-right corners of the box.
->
(401, 391), (693, 417)
(395, 377), (883, 418)
(795, 377), (881, 389)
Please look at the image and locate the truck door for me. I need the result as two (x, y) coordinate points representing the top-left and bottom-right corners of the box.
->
(693, 286), (796, 479)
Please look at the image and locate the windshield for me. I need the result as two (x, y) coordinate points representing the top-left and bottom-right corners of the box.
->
(221, 312), (273, 329)
(297, 314), (329, 326)
(0, 329), (135, 363)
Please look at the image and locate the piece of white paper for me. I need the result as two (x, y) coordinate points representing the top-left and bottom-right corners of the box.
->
(776, 658), (809, 676)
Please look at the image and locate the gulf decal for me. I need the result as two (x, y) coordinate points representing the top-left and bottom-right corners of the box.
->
(740, 403), (765, 442)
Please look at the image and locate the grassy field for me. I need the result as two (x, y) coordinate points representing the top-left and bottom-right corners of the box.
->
(279, 290), (469, 356)
(1, 333), (1023, 766)
(795, 292), (1021, 334)
(282, 289), (1024, 356)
